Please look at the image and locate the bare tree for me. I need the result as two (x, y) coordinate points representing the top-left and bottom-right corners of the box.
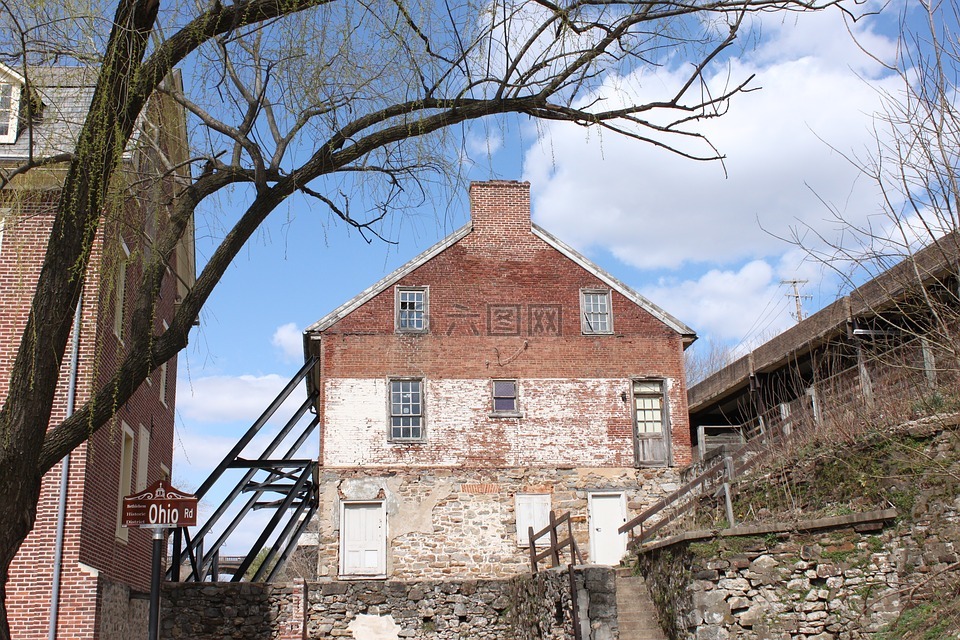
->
(685, 338), (736, 386)
(0, 0), (844, 634)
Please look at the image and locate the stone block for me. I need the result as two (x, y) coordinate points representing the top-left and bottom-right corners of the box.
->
(695, 624), (730, 640)
(750, 555), (779, 571)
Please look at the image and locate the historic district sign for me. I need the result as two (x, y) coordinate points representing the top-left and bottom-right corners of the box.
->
(122, 479), (197, 528)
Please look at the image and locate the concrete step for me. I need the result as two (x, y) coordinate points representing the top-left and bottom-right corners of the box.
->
(615, 574), (667, 640)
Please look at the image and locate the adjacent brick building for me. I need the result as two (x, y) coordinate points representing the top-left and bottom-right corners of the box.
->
(0, 64), (193, 638)
(302, 180), (696, 580)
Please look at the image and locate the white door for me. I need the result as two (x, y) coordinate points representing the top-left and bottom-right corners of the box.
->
(340, 502), (386, 577)
(588, 493), (627, 565)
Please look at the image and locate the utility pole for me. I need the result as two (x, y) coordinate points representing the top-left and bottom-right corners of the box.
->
(782, 279), (812, 322)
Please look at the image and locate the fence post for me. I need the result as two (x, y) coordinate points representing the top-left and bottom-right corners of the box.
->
(568, 566), (582, 640)
(723, 453), (736, 528)
(529, 526), (538, 573)
(549, 511), (560, 568)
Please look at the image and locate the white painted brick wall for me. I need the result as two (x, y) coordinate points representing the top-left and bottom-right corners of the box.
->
(322, 377), (662, 467)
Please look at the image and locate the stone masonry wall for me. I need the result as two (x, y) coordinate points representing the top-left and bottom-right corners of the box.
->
(637, 424), (960, 639)
(162, 583), (305, 640)
(314, 466), (682, 580)
(97, 578), (150, 640)
(638, 525), (905, 639)
(162, 566), (619, 640)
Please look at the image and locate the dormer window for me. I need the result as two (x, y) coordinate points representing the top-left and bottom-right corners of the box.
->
(0, 82), (20, 143)
(0, 64), (24, 144)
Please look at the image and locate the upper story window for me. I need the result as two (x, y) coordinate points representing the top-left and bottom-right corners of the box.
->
(0, 80), (21, 144)
(0, 208), (8, 256)
(396, 286), (428, 333)
(116, 422), (135, 542)
(159, 321), (169, 407)
(113, 241), (130, 340)
(581, 289), (613, 334)
(389, 378), (424, 441)
(491, 379), (521, 417)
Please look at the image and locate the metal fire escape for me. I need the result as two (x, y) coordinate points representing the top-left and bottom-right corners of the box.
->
(168, 356), (320, 582)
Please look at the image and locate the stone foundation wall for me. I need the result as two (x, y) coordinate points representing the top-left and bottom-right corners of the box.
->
(314, 466), (681, 580)
(161, 566), (618, 640)
(97, 578), (150, 640)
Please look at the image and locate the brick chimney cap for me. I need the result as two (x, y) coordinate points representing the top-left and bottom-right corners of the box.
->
(469, 180), (530, 190)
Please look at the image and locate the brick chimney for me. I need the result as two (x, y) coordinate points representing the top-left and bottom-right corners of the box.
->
(469, 180), (531, 235)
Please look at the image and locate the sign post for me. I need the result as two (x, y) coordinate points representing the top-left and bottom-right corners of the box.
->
(122, 480), (197, 640)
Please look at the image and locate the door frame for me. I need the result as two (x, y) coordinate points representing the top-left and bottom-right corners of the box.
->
(338, 500), (387, 579)
(587, 491), (627, 565)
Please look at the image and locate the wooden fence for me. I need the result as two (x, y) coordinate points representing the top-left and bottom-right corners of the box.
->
(527, 510), (584, 640)
(527, 510), (584, 572)
(619, 416), (798, 545)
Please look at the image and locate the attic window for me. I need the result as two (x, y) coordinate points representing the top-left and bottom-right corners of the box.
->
(396, 286), (428, 333)
(0, 81), (20, 144)
(580, 289), (613, 334)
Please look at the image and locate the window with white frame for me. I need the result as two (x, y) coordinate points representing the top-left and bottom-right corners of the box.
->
(491, 379), (520, 416)
(0, 81), (21, 144)
(515, 493), (551, 546)
(113, 241), (130, 340)
(396, 287), (428, 332)
(116, 423), (135, 541)
(136, 424), (150, 492)
(0, 208), (8, 256)
(580, 289), (612, 334)
(389, 379), (423, 440)
(159, 321), (169, 406)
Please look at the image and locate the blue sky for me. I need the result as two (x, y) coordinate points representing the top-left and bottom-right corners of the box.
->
(171, 1), (918, 548)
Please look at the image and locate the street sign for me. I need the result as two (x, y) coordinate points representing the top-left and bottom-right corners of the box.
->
(122, 479), (197, 528)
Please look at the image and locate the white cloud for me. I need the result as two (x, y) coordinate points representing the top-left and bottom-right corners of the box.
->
(523, 10), (900, 273)
(642, 260), (794, 347)
(176, 373), (304, 424)
(272, 322), (303, 363)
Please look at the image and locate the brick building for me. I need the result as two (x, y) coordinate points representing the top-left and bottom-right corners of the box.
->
(0, 64), (193, 638)
(302, 180), (696, 580)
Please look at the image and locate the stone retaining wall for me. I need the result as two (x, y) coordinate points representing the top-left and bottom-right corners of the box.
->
(161, 566), (618, 639)
(636, 425), (960, 639)
(161, 583), (304, 639)
(634, 508), (960, 640)
(640, 527), (901, 639)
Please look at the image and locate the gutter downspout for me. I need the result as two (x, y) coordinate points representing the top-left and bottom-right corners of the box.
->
(49, 294), (82, 640)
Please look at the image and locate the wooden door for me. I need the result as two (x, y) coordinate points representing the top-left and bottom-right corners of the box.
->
(340, 502), (386, 577)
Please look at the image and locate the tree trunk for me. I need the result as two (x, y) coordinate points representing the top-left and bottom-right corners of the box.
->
(0, 456), (42, 640)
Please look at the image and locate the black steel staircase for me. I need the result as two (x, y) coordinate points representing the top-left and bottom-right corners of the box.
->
(168, 356), (320, 582)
